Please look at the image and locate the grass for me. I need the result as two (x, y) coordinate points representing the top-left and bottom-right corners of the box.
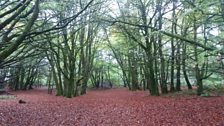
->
(163, 89), (197, 97)
(0, 95), (16, 100)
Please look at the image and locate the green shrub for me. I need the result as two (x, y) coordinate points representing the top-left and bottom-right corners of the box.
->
(200, 93), (210, 97)
(203, 83), (224, 96)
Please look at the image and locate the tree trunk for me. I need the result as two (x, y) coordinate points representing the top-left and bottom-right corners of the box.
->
(197, 78), (203, 95)
(192, 3), (204, 95)
(176, 41), (181, 91)
(170, 0), (177, 92)
(157, 1), (168, 94)
(182, 43), (192, 89)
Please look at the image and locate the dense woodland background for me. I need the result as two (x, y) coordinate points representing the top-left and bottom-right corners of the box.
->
(0, 0), (224, 98)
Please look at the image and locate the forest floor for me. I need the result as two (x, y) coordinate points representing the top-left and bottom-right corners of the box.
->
(0, 88), (224, 126)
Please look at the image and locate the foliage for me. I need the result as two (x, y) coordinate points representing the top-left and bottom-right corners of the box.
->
(0, 0), (223, 97)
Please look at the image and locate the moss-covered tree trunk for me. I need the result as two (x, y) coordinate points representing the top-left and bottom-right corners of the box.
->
(0, 0), (39, 62)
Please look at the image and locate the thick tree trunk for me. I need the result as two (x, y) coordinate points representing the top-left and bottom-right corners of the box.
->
(196, 76), (203, 95)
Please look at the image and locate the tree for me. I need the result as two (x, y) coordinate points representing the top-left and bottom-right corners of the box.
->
(1, 0), (223, 97)
(0, 0), (40, 66)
